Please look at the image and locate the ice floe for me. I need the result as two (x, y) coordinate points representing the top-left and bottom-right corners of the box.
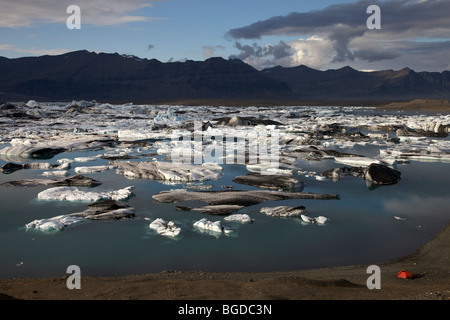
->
(37, 186), (133, 202)
(74, 165), (114, 174)
(25, 215), (84, 231)
(232, 172), (302, 191)
(260, 206), (307, 218)
(149, 218), (181, 238)
(26, 200), (135, 232)
(112, 160), (223, 182)
(223, 214), (253, 223)
(193, 218), (233, 235)
(2, 174), (102, 187)
(300, 215), (329, 225)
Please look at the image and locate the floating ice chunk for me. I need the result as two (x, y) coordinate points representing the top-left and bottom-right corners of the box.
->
(153, 108), (182, 126)
(74, 156), (99, 163)
(193, 218), (233, 234)
(10, 138), (33, 146)
(57, 158), (74, 164)
(25, 215), (83, 231)
(394, 216), (406, 221)
(26, 100), (40, 108)
(149, 218), (181, 238)
(37, 186), (134, 202)
(334, 157), (382, 167)
(224, 214), (253, 224)
(75, 165), (112, 174)
(261, 206), (306, 218)
(55, 161), (71, 170)
(112, 160), (223, 182)
(246, 164), (290, 175)
(314, 216), (329, 224)
(301, 214), (328, 224)
(42, 170), (70, 177)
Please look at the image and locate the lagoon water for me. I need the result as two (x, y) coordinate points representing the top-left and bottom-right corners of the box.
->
(0, 106), (450, 279)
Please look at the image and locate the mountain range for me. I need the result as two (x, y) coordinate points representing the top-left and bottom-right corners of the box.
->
(1, 50), (449, 103)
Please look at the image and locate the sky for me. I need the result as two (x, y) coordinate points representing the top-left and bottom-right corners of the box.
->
(1, 0), (450, 72)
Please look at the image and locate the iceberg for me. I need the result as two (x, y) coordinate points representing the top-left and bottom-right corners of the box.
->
(25, 215), (83, 231)
(42, 170), (70, 177)
(301, 214), (328, 225)
(74, 156), (100, 162)
(223, 214), (253, 224)
(37, 186), (134, 202)
(334, 157), (382, 167)
(74, 165), (113, 174)
(149, 218), (181, 238)
(69, 200), (135, 220)
(153, 108), (182, 126)
(260, 206), (307, 218)
(26, 200), (135, 232)
(193, 218), (233, 235)
(112, 160), (223, 182)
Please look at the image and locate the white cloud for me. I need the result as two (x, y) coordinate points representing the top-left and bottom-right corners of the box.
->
(202, 45), (225, 59)
(0, 44), (70, 56)
(288, 36), (335, 70)
(230, 36), (335, 70)
(0, 0), (163, 28)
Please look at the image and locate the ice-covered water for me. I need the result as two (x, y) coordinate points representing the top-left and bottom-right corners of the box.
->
(0, 102), (449, 278)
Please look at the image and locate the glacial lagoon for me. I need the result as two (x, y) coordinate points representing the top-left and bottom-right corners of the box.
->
(0, 101), (449, 278)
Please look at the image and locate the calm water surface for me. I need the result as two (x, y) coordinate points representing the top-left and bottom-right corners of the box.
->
(0, 132), (449, 278)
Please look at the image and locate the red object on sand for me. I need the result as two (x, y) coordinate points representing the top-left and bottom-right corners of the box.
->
(397, 270), (413, 279)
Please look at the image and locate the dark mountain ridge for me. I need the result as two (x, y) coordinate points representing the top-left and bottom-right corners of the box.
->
(0, 50), (292, 102)
(262, 65), (450, 100)
(1, 50), (449, 103)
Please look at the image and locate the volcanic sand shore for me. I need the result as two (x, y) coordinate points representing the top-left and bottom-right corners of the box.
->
(1, 220), (449, 300)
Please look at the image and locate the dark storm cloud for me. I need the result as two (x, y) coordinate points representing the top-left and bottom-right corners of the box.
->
(353, 49), (399, 62)
(229, 41), (294, 61)
(227, 0), (450, 40)
(226, 0), (368, 40)
(226, 0), (450, 68)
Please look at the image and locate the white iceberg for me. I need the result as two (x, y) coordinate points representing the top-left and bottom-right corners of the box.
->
(74, 165), (113, 174)
(112, 160), (223, 182)
(261, 206), (306, 218)
(334, 157), (382, 167)
(224, 214), (253, 224)
(37, 186), (134, 202)
(42, 170), (70, 177)
(149, 218), (181, 238)
(300, 214), (328, 225)
(25, 215), (83, 231)
(74, 156), (99, 163)
(193, 218), (233, 235)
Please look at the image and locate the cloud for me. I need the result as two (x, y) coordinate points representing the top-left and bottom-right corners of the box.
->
(202, 45), (225, 59)
(0, 0), (163, 28)
(226, 0), (450, 71)
(229, 41), (295, 69)
(0, 44), (70, 56)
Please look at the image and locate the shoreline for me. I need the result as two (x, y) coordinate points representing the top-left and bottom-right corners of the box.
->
(1, 220), (449, 300)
